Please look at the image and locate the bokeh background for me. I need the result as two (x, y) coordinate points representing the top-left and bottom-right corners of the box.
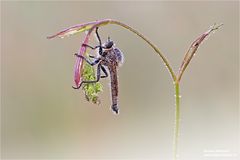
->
(1, 1), (239, 160)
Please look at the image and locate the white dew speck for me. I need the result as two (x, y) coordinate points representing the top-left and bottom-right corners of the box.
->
(174, 94), (182, 98)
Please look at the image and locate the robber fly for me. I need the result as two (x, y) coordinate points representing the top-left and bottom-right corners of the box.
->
(73, 27), (124, 114)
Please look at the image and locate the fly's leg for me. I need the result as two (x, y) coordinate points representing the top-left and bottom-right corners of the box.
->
(72, 63), (102, 89)
(74, 54), (100, 66)
(82, 27), (105, 55)
(100, 66), (108, 78)
(95, 27), (102, 46)
(95, 27), (103, 55)
(89, 55), (97, 59)
(82, 43), (101, 50)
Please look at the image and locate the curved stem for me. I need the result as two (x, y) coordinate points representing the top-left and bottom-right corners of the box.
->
(49, 20), (222, 160)
(110, 20), (176, 81)
(87, 20), (179, 159)
(48, 19), (177, 81)
(91, 19), (177, 81)
(174, 81), (180, 160)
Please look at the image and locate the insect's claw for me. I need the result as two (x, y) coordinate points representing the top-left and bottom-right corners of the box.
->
(72, 85), (81, 89)
(74, 53), (83, 58)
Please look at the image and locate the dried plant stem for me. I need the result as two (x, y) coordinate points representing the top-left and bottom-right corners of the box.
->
(177, 23), (223, 82)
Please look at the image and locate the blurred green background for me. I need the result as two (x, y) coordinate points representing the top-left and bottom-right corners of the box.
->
(1, 1), (239, 160)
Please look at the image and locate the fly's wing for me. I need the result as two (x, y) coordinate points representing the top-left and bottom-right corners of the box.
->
(113, 48), (124, 67)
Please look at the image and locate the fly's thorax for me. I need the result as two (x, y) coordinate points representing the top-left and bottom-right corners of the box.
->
(102, 48), (124, 66)
(101, 49), (117, 66)
(100, 38), (124, 67)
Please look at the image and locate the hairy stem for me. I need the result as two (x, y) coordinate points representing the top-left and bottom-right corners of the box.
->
(174, 81), (180, 160)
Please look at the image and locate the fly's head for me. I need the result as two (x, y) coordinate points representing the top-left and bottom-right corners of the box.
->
(103, 36), (114, 50)
(103, 41), (114, 49)
(101, 37), (114, 57)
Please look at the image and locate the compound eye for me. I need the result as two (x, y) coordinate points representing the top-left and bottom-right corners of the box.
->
(105, 41), (114, 49)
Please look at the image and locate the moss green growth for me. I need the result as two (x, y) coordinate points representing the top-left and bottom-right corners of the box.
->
(82, 60), (103, 104)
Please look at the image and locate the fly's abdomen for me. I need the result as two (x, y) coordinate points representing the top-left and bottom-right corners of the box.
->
(109, 66), (119, 114)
